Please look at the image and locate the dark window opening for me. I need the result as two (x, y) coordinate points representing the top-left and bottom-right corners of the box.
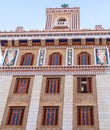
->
(77, 77), (92, 93)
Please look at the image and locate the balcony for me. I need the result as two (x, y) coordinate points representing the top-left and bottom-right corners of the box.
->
(52, 21), (70, 29)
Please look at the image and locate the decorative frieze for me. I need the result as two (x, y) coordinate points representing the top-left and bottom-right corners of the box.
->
(5, 45), (108, 51)
(0, 65), (110, 75)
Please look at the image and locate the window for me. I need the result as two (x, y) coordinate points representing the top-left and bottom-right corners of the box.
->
(20, 53), (34, 66)
(42, 107), (58, 125)
(49, 53), (62, 65)
(46, 78), (60, 93)
(77, 77), (92, 93)
(59, 39), (68, 45)
(14, 78), (30, 94)
(77, 52), (91, 65)
(77, 106), (94, 125)
(7, 107), (25, 125)
(86, 38), (95, 45)
(72, 39), (81, 45)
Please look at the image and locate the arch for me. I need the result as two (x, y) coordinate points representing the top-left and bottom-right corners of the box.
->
(49, 52), (62, 65)
(56, 16), (68, 22)
(20, 53), (34, 66)
(77, 52), (91, 65)
(57, 17), (67, 22)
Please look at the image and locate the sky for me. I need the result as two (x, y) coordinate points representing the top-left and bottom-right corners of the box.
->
(0, 0), (110, 64)
(0, 0), (110, 31)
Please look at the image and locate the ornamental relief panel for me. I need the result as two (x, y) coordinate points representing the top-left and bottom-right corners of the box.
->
(66, 48), (73, 66)
(37, 48), (46, 66)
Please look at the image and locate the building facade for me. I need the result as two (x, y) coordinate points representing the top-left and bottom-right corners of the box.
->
(0, 6), (110, 130)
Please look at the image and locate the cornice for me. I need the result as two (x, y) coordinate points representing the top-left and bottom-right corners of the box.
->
(0, 31), (110, 42)
(5, 45), (108, 50)
(1, 29), (110, 35)
(0, 65), (110, 76)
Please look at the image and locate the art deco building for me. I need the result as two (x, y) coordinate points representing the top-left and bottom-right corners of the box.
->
(0, 6), (110, 130)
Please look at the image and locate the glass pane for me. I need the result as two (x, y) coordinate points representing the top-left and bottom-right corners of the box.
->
(82, 108), (85, 125)
(51, 109), (55, 125)
(46, 109), (50, 125)
(82, 53), (86, 65)
(15, 109), (20, 125)
(55, 54), (58, 65)
(50, 80), (52, 93)
(54, 80), (56, 93)
(12, 109), (17, 125)
(86, 108), (89, 125)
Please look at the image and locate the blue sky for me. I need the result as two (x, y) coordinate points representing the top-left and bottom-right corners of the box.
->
(0, 0), (110, 64)
(0, 0), (110, 31)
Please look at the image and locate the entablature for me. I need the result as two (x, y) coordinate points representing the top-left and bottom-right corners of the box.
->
(0, 65), (110, 75)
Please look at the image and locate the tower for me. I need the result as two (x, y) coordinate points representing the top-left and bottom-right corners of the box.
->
(45, 7), (80, 30)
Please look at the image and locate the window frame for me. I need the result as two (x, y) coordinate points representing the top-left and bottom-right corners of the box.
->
(14, 78), (30, 94)
(45, 78), (60, 93)
(49, 53), (62, 65)
(7, 106), (25, 125)
(42, 106), (59, 125)
(77, 52), (91, 65)
(77, 106), (94, 126)
(20, 53), (34, 66)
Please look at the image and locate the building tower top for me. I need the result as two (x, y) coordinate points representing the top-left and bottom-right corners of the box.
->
(45, 6), (80, 31)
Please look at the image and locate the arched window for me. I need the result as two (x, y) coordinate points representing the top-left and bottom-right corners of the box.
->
(49, 53), (62, 65)
(77, 52), (91, 65)
(20, 53), (34, 66)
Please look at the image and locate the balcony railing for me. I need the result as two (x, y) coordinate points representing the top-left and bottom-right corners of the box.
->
(52, 21), (70, 29)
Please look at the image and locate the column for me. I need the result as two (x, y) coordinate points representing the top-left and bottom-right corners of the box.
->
(26, 75), (43, 130)
(62, 75), (73, 130)
(0, 75), (12, 126)
(96, 75), (110, 130)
